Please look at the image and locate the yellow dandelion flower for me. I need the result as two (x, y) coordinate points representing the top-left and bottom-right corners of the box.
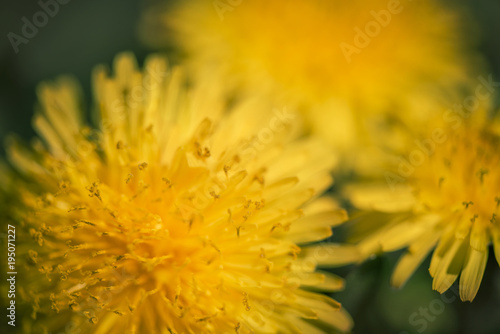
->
(2, 53), (357, 333)
(141, 0), (481, 151)
(346, 108), (500, 301)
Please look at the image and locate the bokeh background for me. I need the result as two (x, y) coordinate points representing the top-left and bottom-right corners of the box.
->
(1, 1), (500, 333)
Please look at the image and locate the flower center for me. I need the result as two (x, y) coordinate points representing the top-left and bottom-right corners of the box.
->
(412, 130), (500, 230)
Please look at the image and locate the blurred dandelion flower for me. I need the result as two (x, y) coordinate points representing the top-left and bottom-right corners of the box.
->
(1, 53), (357, 333)
(141, 0), (481, 153)
(346, 110), (500, 301)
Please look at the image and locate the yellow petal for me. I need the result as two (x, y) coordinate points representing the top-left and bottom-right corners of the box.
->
(290, 210), (348, 232)
(391, 232), (440, 288)
(287, 227), (332, 245)
(6, 137), (46, 176)
(454, 214), (472, 240)
(459, 247), (488, 301)
(301, 244), (360, 267)
(295, 290), (341, 312)
(287, 317), (326, 334)
(33, 113), (64, 158)
(492, 227), (500, 267)
(290, 271), (344, 292)
(320, 307), (354, 333)
(262, 177), (299, 200)
(377, 219), (425, 252)
(345, 183), (415, 212)
(36, 77), (83, 156)
(302, 197), (341, 215)
(431, 236), (469, 293)
(380, 214), (440, 252)
(470, 220), (490, 251)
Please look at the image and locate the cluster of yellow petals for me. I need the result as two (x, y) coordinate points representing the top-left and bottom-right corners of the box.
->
(2, 54), (357, 333)
(142, 0), (479, 152)
(347, 110), (500, 301)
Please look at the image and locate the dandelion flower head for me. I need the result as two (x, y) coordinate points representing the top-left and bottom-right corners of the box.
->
(1, 53), (355, 333)
(347, 108), (500, 301)
(141, 0), (481, 151)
